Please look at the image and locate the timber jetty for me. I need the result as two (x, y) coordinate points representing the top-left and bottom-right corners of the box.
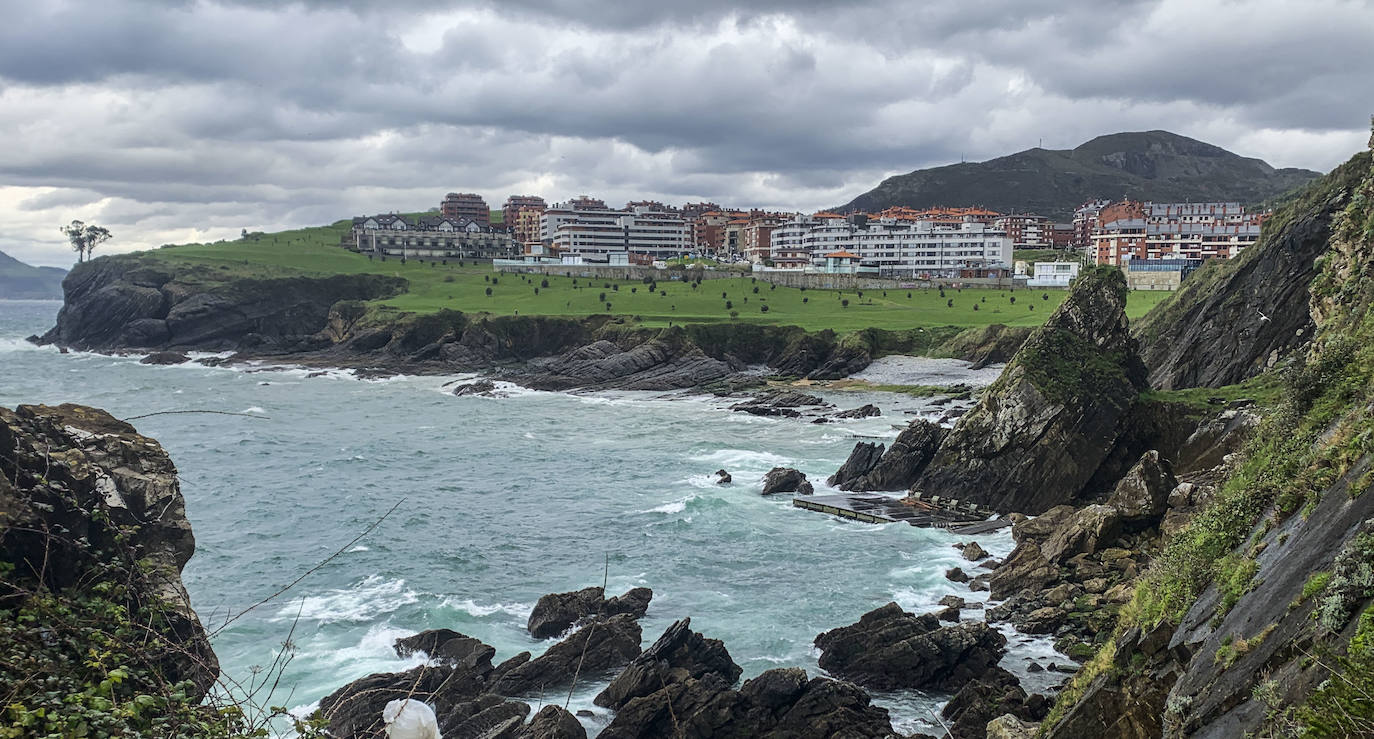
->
(794, 491), (1011, 535)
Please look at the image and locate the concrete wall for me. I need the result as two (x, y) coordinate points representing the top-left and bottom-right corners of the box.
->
(494, 263), (1036, 291)
(1127, 271), (1182, 291)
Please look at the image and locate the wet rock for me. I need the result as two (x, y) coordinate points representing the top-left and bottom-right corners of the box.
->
(831, 419), (947, 491)
(452, 378), (500, 397)
(395, 630), (497, 671)
(595, 617), (742, 711)
(941, 666), (1046, 739)
(832, 404), (881, 419)
(814, 602), (1006, 691)
(940, 595), (967, 609)
(520, 339), (738, 392)
(528, 587), (606, 639)
(493, 614), (643, 696)
(714, 469), (733, 484)
(946, 567), (971, 583)
(1019, 607), (1066, 635)
(518, 705), (586, 739)
(140, 350), (190, 365)
(1041, 505), (1125, 562)
(762, 467), (813, 495)
(730, 390), (830, 417)
(962, 541), (990, 561)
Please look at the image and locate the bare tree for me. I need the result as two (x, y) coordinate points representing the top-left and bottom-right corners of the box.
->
(60, 220), (113, 263)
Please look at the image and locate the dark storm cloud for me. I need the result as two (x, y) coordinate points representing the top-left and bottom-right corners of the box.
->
(0, 0), (1368, 267)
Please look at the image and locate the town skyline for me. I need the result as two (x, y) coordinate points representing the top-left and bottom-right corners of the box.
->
(3, 0), (1371, 267)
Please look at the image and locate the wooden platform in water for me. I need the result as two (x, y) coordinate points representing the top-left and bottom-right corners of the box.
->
(793, 493), (1012, 534)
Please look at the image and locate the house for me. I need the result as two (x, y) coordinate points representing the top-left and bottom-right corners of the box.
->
(1027, 261), (1081, 287)
(349, 213), (518, 259)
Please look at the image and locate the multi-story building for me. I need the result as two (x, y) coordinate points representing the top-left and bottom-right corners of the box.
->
(349, 213), (517, 259)
(1048, 223), (1075, 249)
(769, 214), (817, 268)
(768, 214), (1012, 277)
(1092, 201), (1264, 265)
(440, 192), (490, 227)
(501, 195), (545, 222)
(511, 207), (545, 253)
(741, 213), (786, 263)
(1072, 199), (1112, 254)
(540, 200), (690, 261)
(991, 213), (1051, 248)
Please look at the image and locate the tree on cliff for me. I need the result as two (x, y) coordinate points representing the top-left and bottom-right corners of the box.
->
(60, 220), (112, 263)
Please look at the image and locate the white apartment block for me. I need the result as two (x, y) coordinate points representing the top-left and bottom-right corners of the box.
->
(540, 202), (690, 260)
(768, 216), (1013, 277)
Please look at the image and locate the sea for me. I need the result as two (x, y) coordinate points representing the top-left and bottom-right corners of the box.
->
(0, 300), (1061, 736)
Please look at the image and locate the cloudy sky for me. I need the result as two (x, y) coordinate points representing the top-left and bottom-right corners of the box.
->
(2, 0), (1371, 267)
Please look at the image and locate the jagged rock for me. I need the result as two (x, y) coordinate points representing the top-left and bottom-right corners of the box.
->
(0, 403), (218, 700)
(1174, 409), (1261, 473)
(946, 567), (971, 583)
(595, 617), (742, 710)
(528, 587), (606, 639)
(963, 541), (990, 561)
(1018, 607), (1066, 635)
(493, 614), (643, 696)
(519, 338), (739, 391)
(814, 603), (1006, 691)
(394, 630), (496, 671)
(827, 441), (885, 487)
(940, 595), (967, 608)
(942, 666), (1046, 739)
(761, 467), (812, 495)
(1041, 505), (1125, 562)
(714, 469), (732, 484)
(731, 390), (830, 417)
(915, 267), (1147, 514)
(833, 404), (881, 419)
(519, 705), (586, 739)
(140, 350), (190, 365)
(453, 379), (500, 397)
(986, 713), (1040, 739)
(317, 661), (522, 739)
(830, 419), (948, 491)
(1105, 450), (1177, 526)
(526, 586), (653, 640)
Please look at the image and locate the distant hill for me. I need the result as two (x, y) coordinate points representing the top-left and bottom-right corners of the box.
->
(837, 130), (1322, 221)
(0, 250), (67, 299)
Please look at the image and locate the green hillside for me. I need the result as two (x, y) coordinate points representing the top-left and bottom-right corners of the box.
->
(840, 130), (1320, 220)
(0, 250), (67, 299)
(146, 224), (1169, 332)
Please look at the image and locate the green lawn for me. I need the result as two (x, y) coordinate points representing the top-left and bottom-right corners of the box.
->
(146, 224), (1171, 332)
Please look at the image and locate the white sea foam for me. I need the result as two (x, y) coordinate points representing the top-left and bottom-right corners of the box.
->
(274, 575), (418, 624)
(347, 545), (370, 553)
(688, 448), (793, 470)
(241, 406), (266, 415)
(440, 597), (530, 619)
(642, 495), (694, 514)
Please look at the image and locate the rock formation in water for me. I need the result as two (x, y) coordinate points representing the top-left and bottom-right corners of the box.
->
(828, 418), (948, 491)
(914, 265), (1148, 514)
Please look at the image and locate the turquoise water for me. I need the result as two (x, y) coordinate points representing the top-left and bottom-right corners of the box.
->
(0, 300), (1053, 735)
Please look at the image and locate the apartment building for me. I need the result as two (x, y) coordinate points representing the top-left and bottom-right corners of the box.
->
(350, 213), (517, 259)
(440, 192), (490, 226)
(1072, 199), (1112, 253)
(991, 213), (1051, 248)
(540, 200), (690, 260)
(1093, 201), (1264, 265)
(768, 214), (1012, 277)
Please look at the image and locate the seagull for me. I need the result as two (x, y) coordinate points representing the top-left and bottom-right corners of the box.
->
(1256, 308), (1271, 323)
(382, 699), (441, 739)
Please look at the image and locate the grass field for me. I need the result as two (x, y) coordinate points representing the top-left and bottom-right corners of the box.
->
(145, 223), (1171, 332)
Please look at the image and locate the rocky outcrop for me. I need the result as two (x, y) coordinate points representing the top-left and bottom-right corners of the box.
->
(492, 614), (643, 696)
(1133, 151), (1371, 390)
(813, 602), (1007, 691)
(519, 705), (586, 739)
(730, 389), (831, 418)
(597, 620), (896, 738)
(517, 338), (740, 391)
(452, 378), (500, 397)
(527, 586), (607, 639)
(829, 419), (947, 491)
(40, 255), (406, 351)
(317, 659), (531, 738)
(0, 403), (218, 698)
(595, 618), (742, 711)
(761, 467), (813, 495)
(141, 350), (190, 365)
(942, 666), (1049, 739)
(915, 266), (1148, 514)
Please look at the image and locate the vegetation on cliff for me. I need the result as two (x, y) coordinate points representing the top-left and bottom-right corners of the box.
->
(1040, 129), (1374, 737)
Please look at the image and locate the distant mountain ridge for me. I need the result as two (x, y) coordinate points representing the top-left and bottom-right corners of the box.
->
(0, 250), (67, 299)
(838, 130), (1321, 220)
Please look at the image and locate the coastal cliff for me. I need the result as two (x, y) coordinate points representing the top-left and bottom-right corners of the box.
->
(0, 403), (236, 735)
(36, 253), (1032, 389)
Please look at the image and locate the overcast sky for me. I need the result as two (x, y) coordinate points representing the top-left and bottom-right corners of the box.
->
(2, 0), (1371, 267)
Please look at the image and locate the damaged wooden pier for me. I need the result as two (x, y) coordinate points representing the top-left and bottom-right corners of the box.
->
(793, 492), (1011, 535)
